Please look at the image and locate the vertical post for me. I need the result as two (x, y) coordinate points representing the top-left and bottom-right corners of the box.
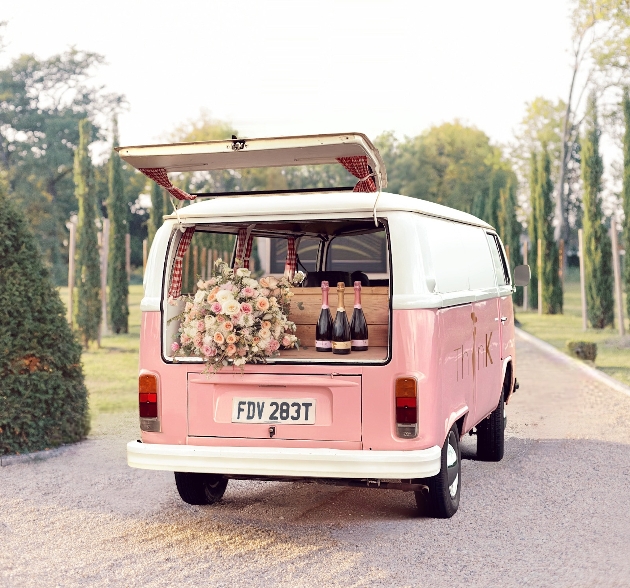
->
(193, 246), (199, 290)
(522, 241), (529, 311)
(207, 248), (213, 278)
(67, 220), (76, 324)
(578, 228), (588, 331)
(200, 247), (207, 280)
(125, 233), (131, 281)
(611, 224), (626, 336)
(142, 239), (148, 274)
(558, 239), (564, 292)
(99, 218), (110, 342)
(537, 238), (543, 315)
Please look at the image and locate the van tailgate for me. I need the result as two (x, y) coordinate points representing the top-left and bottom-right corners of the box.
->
(188, 373), (361, 442)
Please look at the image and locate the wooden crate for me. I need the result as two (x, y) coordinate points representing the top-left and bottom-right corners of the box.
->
(288, 286), (389, 348)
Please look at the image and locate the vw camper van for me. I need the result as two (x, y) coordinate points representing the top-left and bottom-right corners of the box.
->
(121, 133), (528, 518)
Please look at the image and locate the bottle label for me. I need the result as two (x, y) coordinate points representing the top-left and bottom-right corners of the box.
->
(315, 340), (332, 349)
(351, 340), (368, 346)
(332, 341), (351, 350)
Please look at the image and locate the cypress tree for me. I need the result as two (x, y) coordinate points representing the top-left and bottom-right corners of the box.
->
(622, 87), (630, 325)
(484, 168), (504, 229)
(148, 181), (165, 247)
(537, 147), (563, 313)
(107, 117), (129, 334)
(581, 93), (614, 328)
(498, 174), (523, 305)
(528, 152), (539, 309)
(0, 179), (90, 455)
(74, 119), (101, 347)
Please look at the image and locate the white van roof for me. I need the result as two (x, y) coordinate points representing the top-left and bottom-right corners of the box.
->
(116, 132), (387, 188)
(165, 191), (492, 229)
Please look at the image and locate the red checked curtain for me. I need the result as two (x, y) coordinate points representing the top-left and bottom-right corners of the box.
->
(139, 168), (196, 201)
(284, 237), (296, 279)
(235, 228), (254, 269)
(337, 156), (377, 192)
(168, 227), (195, 298)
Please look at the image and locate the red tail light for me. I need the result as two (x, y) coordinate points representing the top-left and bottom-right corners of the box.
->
(139, 374), (160, 431)
(395, 377), (418, 438)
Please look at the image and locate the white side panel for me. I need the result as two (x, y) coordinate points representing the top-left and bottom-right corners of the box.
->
(141, 221), (177, 312)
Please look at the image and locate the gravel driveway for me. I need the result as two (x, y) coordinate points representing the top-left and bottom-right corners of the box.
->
(2, 335), (630, 588)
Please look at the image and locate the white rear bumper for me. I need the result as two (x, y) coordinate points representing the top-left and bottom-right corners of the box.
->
(127, 441), (442, 480)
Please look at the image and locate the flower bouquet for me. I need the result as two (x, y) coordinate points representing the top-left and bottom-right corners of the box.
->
(169, 259), (304, 372)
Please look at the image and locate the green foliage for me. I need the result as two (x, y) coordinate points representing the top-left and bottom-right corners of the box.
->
(0, 48), (122, 281)
(581, 94), (614, 328)
(536, 148), (563, 314)
(375, 122), (500, 215)
(566, 340), (597, 361)
(148, 181), (165, 247)
(107, 118), (129, 334)
(528, 152), (539, 310)
(622, 88), (630, 323)
(74, 119), (101, 346)
(498, 174), (523, 305)
(0, 179), (89, 455)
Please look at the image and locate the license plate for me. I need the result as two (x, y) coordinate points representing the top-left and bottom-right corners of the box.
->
(231, 398), (316, 424)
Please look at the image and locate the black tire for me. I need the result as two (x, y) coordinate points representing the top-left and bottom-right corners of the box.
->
(174, 472), (228, 505)
(477, 388), (504, 462)
(415, 423), (461, 518)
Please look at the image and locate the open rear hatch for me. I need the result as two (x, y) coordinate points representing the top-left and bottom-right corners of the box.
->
(116, 132), (387, 190)
(188, 372), (362, 442)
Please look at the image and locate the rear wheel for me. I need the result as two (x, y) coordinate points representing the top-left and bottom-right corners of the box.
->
(415, 423), (461, 518)
(477, 388), (505, 462)
(174, 472), (228, 505)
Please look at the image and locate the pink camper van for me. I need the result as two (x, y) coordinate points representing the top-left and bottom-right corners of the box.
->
(121, 133), (529, 518)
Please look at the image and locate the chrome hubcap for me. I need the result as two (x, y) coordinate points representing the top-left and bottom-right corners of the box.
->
(447, 439), (459, 498)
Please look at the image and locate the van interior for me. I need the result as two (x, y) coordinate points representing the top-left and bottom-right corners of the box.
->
(163, 218), (391, 364)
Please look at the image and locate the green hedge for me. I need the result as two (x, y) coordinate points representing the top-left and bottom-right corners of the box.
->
(0, 184), (89, 455)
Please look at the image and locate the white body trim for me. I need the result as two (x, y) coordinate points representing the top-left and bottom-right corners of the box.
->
(127, 441), (442, 479)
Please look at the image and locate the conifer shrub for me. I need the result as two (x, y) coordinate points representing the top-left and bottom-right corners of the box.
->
(0, 184), (89, 455)
(567, 341), (597, 362)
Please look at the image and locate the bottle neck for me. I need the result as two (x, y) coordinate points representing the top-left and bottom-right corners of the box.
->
(354, 285), (362, 309)
(337, 288), (345, 311)
(321, 287), (329, 309)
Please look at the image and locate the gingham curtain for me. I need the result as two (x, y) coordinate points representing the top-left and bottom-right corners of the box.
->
(168, 227), (195, 298)
(336, 156), (377, 192)
(139, 168), (196, 201)
(234, 229), (254, 269)
(284, 237), (296, 279)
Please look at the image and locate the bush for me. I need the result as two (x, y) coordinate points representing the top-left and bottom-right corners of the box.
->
(0, 183), (90, 455)
(567, 341), (597, 362)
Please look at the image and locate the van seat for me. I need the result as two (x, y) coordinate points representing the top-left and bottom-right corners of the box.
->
(304, 271), (352, 288)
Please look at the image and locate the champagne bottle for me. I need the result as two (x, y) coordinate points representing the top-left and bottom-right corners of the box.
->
(332, 282), (351, 355)
(350, 281), (369, 351)
(315, 281), (333, 352)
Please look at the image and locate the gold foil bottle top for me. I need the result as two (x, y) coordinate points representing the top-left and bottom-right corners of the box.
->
(337, 282), (345, 310)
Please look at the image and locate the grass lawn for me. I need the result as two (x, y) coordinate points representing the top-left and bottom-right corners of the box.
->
(516, 269), (630, 387)
(58, 285), (143, 422)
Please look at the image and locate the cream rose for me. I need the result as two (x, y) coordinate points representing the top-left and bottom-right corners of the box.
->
(222, 299), (241, 316)
(216, 290), (234, 304)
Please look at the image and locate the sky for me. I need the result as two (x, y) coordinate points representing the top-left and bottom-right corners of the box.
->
(1, 0), (576, 149)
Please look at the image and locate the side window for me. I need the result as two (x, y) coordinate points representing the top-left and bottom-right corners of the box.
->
(326, 231), (388, 275)
(486, 233), (510, 286)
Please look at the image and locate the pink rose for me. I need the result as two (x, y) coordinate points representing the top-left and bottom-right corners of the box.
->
(268, 339), (280, 352)
(282, 336), (291, 347)
(202, 344), (217, 357)
(211, 302), (222, 314)
(226, 344), (237, 356)
(193, 333), (203, 348)
(171, 342), (180, 352)
(216, 314), (226, 323)
(240, 302), (253, 314)
(197, 321), (205, 332)
(181, 334), (191, 345)
(241, 287), (255, 298)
